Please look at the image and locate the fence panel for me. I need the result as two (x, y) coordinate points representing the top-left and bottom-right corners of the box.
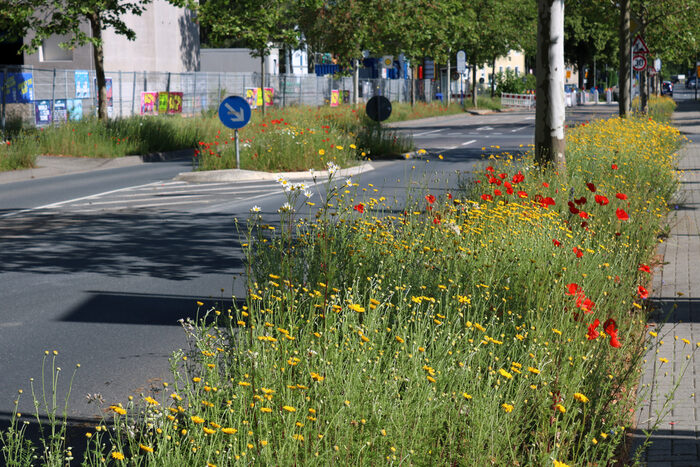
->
(1, 65), (455, 129)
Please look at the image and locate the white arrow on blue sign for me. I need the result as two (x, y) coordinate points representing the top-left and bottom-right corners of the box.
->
(218, 96), (251, 129)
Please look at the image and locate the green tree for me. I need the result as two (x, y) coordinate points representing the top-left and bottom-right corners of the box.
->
(195, 0), (299, 116)
(3, 0), (159, 121)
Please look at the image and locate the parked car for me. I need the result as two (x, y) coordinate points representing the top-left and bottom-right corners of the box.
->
(686, 77), (697, 89)
(662, 81), (673, 96)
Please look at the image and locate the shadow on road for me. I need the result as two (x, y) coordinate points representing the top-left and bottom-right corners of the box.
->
(0, 211), (245, 280)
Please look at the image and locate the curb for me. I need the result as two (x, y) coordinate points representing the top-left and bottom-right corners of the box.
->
(174, 161), (376, 183)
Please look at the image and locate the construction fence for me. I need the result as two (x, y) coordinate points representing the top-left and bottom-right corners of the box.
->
(1, 65), (453, 128)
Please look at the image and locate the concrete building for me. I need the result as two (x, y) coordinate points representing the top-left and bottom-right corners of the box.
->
(200, 48), (280, 75)
(17, 0), (199, 72)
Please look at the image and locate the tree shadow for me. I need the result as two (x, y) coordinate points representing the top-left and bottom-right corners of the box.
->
(0, 211), (245, 280)
(178, 9), (200, 71)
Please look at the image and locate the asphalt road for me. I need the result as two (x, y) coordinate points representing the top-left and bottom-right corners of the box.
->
(0, 104), (618, 423)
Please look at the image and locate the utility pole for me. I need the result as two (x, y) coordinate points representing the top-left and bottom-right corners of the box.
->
(618, 0), (631, 117)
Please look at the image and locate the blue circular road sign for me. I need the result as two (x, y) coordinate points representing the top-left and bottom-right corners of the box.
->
(218, 96), (251, 129)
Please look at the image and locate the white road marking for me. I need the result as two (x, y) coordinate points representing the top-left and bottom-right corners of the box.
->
(71, 194), (208, 207)
(476, 126), (493, 131)
(413, 129), (442, 137)
(461, 139), (477, 146)
(525, 116), (535, 120)
(511, 125), (530, 132)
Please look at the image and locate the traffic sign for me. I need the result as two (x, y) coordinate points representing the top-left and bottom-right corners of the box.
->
(218, 96), (251, 130)
(632, 54), (647, 72)
(457, 50), (466, 74)
(632, 35), (649, 54)
(654, 58), (661, 72)
(366, 96), (392, 122)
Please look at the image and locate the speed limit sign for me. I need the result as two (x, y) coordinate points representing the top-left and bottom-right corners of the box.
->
(633, 55), (647, 71)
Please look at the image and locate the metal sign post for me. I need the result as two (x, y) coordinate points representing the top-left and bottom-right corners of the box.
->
(218, 95), (252, 169)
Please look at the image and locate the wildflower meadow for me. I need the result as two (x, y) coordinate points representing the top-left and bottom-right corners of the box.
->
(1, 107), (687, 465)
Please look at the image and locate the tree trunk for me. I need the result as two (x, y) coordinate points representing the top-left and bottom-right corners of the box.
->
(411, 65), (416, 107)
(446, 57), (451, 106)
(89, 13), (107, 122)
(260, 53), (266, 117)
(353, 58), (359, 106)
(535, 0), (566, 171)
(471, 63), (478, 108)
(490, 58), (496, 98)
(618, 0), (631, 117)
(577, 56), (585, 90)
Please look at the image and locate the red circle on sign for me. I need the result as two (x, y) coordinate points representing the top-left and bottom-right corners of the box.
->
(633, 55), (647, 71)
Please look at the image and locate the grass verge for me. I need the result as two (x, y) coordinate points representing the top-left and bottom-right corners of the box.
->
(0, 114), (687, 465)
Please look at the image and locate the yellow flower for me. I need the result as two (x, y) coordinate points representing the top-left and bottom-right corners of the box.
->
(203, 426), (216, 434)
(260, 407), (273, 413)
(111, 451), (125, 460)
(463, 393), (472, 400)
(553, 461), (571, 467)
(427, 375), (436, 383)
(143, 397), (159, 406)
(139, 444), (154, 453)
(310, 372), (325, 382)
(498, 369), (513, 379)
(348, 303), (365, 313)
(109, 405), (127, 415)
(293, 434), (304, 441)
(554, 404), (566, 413)
(395, 336), (405, 344)
(573, 392), (589, 403)
(336, 145), (344, 150)
(191, 415), (205, 424)
(318, 149), (325, 155)
(282, 406), (296, 412)
(221, 427), (238, 435)
(527, 367), (540, 375)
(501, 403), (514, 413)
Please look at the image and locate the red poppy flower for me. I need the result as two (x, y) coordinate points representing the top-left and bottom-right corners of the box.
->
(603, 318), (617, 335)
(486, 166), (494, 172)
(517, 191), (528, 198)
(542, 182), (550, 188)
(586, 182), (596, 192)
(638, 285), (649, 299)
(574, 196), (587, 205)
(498, 173), (507, 179)
(432, 217), (440, 224)
(566, 283), (582, 296)
(611, 164), (618, 170)
(481, 194), (493, 201)
(581, 221), (588, 228)
(447, 193), (453, 199)
(616, 193), (628, 200)
(568, 201), (580, 215)
(594, 194), (609, 206)
(425, 194), (436, 204)
(616, 208), (629, 221)
(512, 172), (524, 183)
(610, 334), (621, 348)
(579, 211), (589, 219)
(494, 189), (502, 196)
(573, 247), (584, 258)
(506, 187), (514, 195)
(542, 197), (555, 207)
(580, 298), (595, 313)
(353, 203), (364, 213)
(638, 264), (651, 273)
(587, 319), (600, 340)
(553, 239), (561, 247)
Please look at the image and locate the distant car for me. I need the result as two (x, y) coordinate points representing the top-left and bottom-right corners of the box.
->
(662, 81), (673, 96)
(687, 77), (697, 89)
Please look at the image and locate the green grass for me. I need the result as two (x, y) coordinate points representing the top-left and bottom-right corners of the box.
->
(0, 114), (686, 465)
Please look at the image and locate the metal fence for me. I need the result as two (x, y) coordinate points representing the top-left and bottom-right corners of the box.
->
(1, 65), (449, 127)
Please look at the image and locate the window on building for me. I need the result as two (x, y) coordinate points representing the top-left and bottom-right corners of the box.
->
(499, 66), (503, 73)
(515, 67), (519, 76)
(40, 35), (73, 61)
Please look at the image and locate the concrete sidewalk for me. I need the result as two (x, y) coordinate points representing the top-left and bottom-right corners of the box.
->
(634, 99), (700, 465)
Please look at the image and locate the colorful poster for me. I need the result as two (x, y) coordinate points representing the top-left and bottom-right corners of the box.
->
(264, 87), (274, 107)
(75, 71), (90, 98)
(342, 90), (350, 104)
(67, 99), (83, 121)
(0, 72), (34, 103)
(53, 99), (67, 123)
(140, 92), (158, 115)
(158, 92), (169, 114)
(330, 89), (340, 107)
(245, 88), (259, 109)
(167, 92), (183, 114)
(35, 100), (52, 125)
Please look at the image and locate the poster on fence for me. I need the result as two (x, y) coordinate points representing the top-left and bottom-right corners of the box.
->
(342, 90), (350, 104)
(67, 99), (83, 121)
(330, 90), (340, 107)
(245, 88), (258, 109)
(158, 92), (169, 114)
(167, 92), (183, 114)
(53, 99), (67, 123)
(35, 100), (52, 125)
(75, 71), (90, 98)
(0, 72), (34, 103)
(263, 87), (274, 107)
(141, 92), (158, 115)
